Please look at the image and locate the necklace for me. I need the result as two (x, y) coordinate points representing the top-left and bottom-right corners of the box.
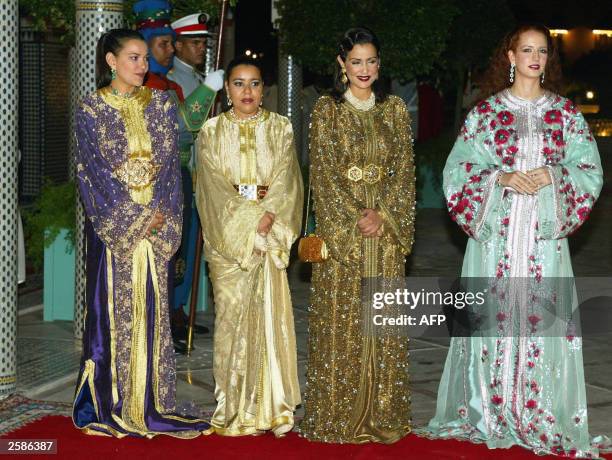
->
(344, 88), (375, 111)
(110, 85), (137, 98)
(229, 107), (263, 123)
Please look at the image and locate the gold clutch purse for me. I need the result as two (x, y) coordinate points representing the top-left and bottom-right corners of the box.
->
(297, 172), (328, 263)
(298, 234), (328, 263)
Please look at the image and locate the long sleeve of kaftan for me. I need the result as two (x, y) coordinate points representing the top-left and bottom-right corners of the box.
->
(195, 121), (267, 268)
(75, 105), (157, 259)
(260, 120), (304, 253)
(537, 110), (603, 239)
(310, 98), (363, 263)
(443, 106), (503, 242)
(149, 97), (183, 260)
(377, 101), (416, 255)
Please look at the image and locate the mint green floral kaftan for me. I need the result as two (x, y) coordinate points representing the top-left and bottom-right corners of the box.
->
(422, 90), (607, 458)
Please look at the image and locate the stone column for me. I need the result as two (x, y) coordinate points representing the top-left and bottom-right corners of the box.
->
(0, 0), (19, 399)
(72, 0), (124, 340)
(278, 53), (302, 160)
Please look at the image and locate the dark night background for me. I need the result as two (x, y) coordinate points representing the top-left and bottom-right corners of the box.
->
(233, 0), (612, 116)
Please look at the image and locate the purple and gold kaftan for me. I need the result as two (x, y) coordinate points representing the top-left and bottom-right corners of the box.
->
(72, 86), (210, 438)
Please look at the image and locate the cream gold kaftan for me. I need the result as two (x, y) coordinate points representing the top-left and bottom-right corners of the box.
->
(196, 109), (303, 436)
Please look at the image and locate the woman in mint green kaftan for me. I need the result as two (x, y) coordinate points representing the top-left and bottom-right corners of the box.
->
(422, 87), (606, 458)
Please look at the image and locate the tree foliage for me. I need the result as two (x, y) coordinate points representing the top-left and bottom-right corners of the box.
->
(18, 0), (76, 43)
(440, 0), (514, 131)
(18, 0), (238, 45)
(275, 0), (458, 80)
(444, 0), (514, 74)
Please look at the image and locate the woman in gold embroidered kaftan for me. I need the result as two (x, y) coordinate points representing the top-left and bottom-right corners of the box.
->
(299, 28), (416, 444)
(196, 56), (303, 436)
(73, 29), (209, 437)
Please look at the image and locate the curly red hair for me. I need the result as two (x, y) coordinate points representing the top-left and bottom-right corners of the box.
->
(479, 23), (562, 99)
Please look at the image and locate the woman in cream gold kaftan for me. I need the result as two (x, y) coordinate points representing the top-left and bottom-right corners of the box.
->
(196, 56), (303, 437)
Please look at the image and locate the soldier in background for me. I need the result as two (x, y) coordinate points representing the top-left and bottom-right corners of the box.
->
(168, 12), (224, 346)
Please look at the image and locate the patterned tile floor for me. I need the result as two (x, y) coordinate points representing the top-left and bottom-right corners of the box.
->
(14, 138), (612, 439)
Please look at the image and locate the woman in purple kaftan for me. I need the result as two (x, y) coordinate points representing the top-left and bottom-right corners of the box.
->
(72, 29), (210, 438)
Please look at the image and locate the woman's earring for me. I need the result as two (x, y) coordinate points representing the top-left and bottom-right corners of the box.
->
(540, 72), (545, 85)
(509, 63), (515, 84)
(341, 68), (348, 85)
(111, 68), (117, 80)
(259, 100), (263, 107)
(227, 95), (232, 106)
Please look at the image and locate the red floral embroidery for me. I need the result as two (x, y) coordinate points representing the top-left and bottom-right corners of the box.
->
(544, 109), (562, 124)
(491, 394), (503, 405)
(563, 99), (577, 114)
(526, 399), (538, 410)
(506, 145), (518, 155)
(497, 110), (515, 126)
(577, 206), (590, 221)
(477, 100), (491, 114)
(494, 129), (510, 145)
(528, 314), (541, 326)
(502, 156), (515, 166)
(551, 129), (565, 147)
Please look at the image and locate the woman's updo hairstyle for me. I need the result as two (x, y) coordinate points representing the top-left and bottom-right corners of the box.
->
(331, 27), (387, 104)
(224, 55), (265, 82)
(95, 29), (145, 89)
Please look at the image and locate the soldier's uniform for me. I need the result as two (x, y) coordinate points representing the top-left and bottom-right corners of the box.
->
(166, 13), (222, 323)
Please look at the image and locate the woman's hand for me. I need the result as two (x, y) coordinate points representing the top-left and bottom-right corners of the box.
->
(147, 211), (165, 237)
(257, 211), (276, 236)
(527, 167), (552, 190)
(358, 209), (383, 238)
(498, 171), (538, 195)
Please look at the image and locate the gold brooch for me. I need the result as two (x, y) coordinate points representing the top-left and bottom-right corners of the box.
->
(113, 158), (160, 190)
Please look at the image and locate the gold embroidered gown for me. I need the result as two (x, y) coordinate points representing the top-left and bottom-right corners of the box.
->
(73, 87), (210, 437)
(299, 94), (416, 443)
(195, 109), (303, 436)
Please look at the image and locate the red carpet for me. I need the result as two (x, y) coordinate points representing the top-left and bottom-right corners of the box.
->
(1, 416), (606, 459)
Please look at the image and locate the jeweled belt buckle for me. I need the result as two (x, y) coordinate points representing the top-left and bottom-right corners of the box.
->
(238, 184), (258, 201)
(363, 164), (382, 184)
(347, 164), (382, 184)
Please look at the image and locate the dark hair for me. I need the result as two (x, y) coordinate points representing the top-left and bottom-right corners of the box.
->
(224, 55), (264, 82)
(331, 27), (387, 104)
(479, 23), (562, 98)
(95, 29), (145, 89)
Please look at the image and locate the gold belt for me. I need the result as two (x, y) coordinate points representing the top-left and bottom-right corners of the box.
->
(347, 164), (383, 184)
(233, 184), (269, 200)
